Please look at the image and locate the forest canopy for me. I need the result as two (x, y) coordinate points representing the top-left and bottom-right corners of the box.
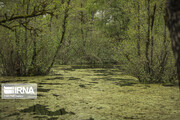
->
(0, 0), (177, 84)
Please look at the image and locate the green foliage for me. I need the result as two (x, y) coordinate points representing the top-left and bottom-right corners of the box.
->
(0, 0), (71, 76)
(115, 0), (177, 84)
(0, 0), (177, 85)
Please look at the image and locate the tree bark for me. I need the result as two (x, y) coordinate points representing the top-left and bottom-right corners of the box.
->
(150, 4), (156, 66)
(137, 1), (141, 57)
(166, 0), (180, 88)
(46, 0), (71, 74)
(145, 0), (151, 73)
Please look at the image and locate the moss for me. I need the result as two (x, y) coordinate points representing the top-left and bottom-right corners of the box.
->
(0, 65), (179, 120)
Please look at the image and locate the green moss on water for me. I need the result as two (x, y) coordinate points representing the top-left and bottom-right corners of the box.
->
(0, 65), (180, 120)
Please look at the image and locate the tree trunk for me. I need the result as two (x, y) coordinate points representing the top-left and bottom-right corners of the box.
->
(145, 0), (151, 74)
(166, 0), (180, 88)
(150, 4), (156, 66)
(80, 3), (86, 54)
(137, 1), (141, 57)
(46, 0), (71, 74)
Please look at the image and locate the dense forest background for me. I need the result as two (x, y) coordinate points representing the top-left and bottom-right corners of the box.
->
(0, 0), (177, 84)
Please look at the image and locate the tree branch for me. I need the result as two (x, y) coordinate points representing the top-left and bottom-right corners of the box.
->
(0, 23), (18, 31)
(0, 10), (53, 24)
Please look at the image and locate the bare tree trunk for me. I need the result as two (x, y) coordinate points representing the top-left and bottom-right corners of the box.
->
(145, 0), (151, 73)
(166, 0), (180, 88)
(46, 0), (71, 74)
(158, 20), (168, 82)
(137, 1), (141, 57)
(24, 0), (30, 75)
(150, 4), (156, 66)
(15, 29), (21, 76)
(30, 31), (37, 67)
(80, 3), (86, 54)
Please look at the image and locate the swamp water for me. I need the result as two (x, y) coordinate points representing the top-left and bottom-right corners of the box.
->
(0, 65), (179, 120)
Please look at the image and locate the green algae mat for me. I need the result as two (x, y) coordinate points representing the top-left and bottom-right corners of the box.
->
(0, 65), (180, 120)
